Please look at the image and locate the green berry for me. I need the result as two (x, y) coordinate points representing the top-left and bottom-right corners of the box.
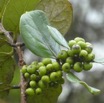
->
(85, 45), (93, 53)
(73, 62), (83, 72)
(21, 65), (27, 74)
(57, 50), (68, 60)
(29, 81), (37, 88)
(66, 57), (74, 65)
(52, 62), (60, 71)
(85, 53), (95, 62)
(56, 70), (62, 78)
(83, 62), (93, 70)
(46, 63), (53, 72)
(30, 74), (37, 80)
(68, 40), (76, 48)
(38, 80), (46, 89)
(35, 88), (42, 95)
(86, 42), (92, 46)
(58, 77), (65, 84)
(62, 63), (71, 73)
(72, 44), (81, 54)
(74, 37), (85, 42)
(79, 50), (88, 58)
(67, 49), (74, 57)
(25, 88), (35, 96)
(42, 58), (52, 65)
(41, 75), (50, 83)
(39, 66), (46, 76)
(27, 65), (37, 74)
(77, 41), (86, 49)
(38, 62), (44, 68)
(50, 72), (58, 82)
(24, 72), (30, 78)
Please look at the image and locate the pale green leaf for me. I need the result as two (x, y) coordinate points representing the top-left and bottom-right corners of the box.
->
(2, 0), (40, 33)
(66, 72), (101, 95)
(27, 85), (62, 103)
(20, 10), (61, 58)
(36, 0), (73, 35)
(47, 25), (69, 48)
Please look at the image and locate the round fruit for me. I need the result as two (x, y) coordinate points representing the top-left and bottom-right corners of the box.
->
(46, 63), (53, 73)
(86, 42), (92, 46)
(77, 41), (86, 49)
(38, 80), (46, 89)
(57, 50), (68, 60)
(73, 62), (83, 72)
(36, 88), (42, 95)
(67, 49), (74, 57)
(66, 57), (74, 65)
(83, 62), (93, 70)
(30, 74), (37, 80)
(68, 40), (76, 48)
(85, 53), (95, 62)
(41, 75), (50, 84)
(24, 72), (30, 78)
(38, 62), (44, 68)
(72, 44), (81, 54)
(25, 88), (35, 96)
(62, 63), (71, 73)
(29, 81), (37, 88)
(21, 65), (27, 74)
(57, 77), (65, 84)
(79, 50), (88, 58)
(39, 66), (47, 76)
(42, 58), (52, 65)
(56, 70), (62, 78)
(85, 45), (93, 53)
(50, 72), (58, 82)
(27, 65), (37, 74)
(52, 62), (60, 71)
(74, 37), (85, 42)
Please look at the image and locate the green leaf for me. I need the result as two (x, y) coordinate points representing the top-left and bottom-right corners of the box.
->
(2, 0), (40, 34)
(27, 85), (62, 103)
(20, 10), (61, 58)
(94, 58), (104, 64)
(66, 72), (101, 95)
(36, 0), (73, 35)
(0, 34), (16, 98)
(0, 0), (9, 20)
(47, 25), (69, 48)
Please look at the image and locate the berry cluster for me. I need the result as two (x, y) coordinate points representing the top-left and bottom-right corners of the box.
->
(21, 58), (64, 96)
(57, 37), (95, 72)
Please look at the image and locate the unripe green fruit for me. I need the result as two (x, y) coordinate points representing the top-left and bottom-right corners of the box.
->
(50, 72), (58, 82)
(62, 63), (71, 73)
(29, 80), (37, 88)
(85, 45), (93, 53)
(38, 62), (44, 68)
(41, 75), (50, 84)
(31, 61), (38, 65)
(27, 65), (37, 74)
(85, 53), (95, 62)
(36, 88), (42, 95)
(73, 62), (83, 72)
(66, 57), (74, 65)
(46, 63), (53, 72)
(77, 41), (86, 49)
(57, 50), (68, 60)
(38, 80), (46, 89)
(25, 88), (35, 96)
(83, 62), (93, 70)
(86, 42), (92, 46)
(39, 66), (46, 76)
(52, 62), (60, 71)
(74, 37), (85, 42)
(21, 65), (27, 74)
(58, 77), (65, 84)
(42, 58), (52, 65)
(24, 72), (30, 78)
(30, 74), (37, 80)
(72, 44), (81, 54)
(56, 71), (62, 78)
(68, 40), (76, 48)
(67, 49), (74, 57)
(79, 50), (88, 58)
